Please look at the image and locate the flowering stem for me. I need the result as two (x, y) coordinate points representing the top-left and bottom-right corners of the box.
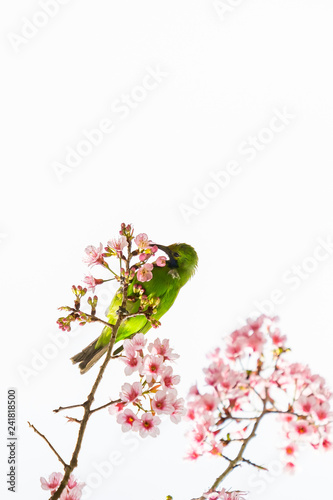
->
(90, 399), (122, 415)
(30, 239), (133, 500)
(196, 396), (269, 499)
(67, 308), (116, 329)
(103, 262), (119, 278)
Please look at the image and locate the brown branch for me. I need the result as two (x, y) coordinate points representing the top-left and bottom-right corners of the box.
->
(242, 457), (268, 471)
(67, 308), (115, 330)
(197, 393), (269, 499)
(266, 409), (306, 419)
(54, 398), (121, 416)
(90, 399), (122, 415)
(195, 402), (311, 498)
(224, 415), (258, 421)
(28, 422), (68, 468)
(45, 239), (133, 500)
(53, 403), (85, 414)
(65, 417), (81, 424)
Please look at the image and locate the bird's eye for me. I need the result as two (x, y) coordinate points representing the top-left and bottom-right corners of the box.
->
(173, 252), (180, 258)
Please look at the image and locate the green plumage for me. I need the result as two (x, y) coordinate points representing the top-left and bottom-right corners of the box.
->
(71, 243), (198, 373)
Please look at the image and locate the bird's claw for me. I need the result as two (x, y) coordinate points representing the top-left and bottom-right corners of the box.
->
(116, 306), (128, 316)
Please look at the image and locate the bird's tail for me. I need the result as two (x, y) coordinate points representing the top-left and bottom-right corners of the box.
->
(71, 338), (108, 374)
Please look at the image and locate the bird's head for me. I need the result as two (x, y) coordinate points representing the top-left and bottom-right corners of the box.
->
(155, 243), (198, 285)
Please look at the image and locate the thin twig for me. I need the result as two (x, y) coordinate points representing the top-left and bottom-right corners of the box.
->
(53, 403), (85, 414)
(48, 238), (133, 500)
(28, 422), (68, 468)
(90, 399), (122, 415)
(65, 417), (81, 424)
(197, 393), (269, 499)
(242, 457), (268, 471)
(67, 308), (115, 330)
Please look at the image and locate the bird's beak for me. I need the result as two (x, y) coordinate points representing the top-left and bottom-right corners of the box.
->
(154, 244), (172, 258)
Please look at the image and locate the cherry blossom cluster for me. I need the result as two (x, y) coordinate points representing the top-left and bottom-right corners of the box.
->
(82, 225), (166, 291)
(276, 359), (332, 467)
(186, 315), (332, 471)
(109, 333), (186, 438)
(57, 286), (99, 332)
(40, 472), (85, 500)
(204, 489), (246, 500)
(56, 224), (167, 333)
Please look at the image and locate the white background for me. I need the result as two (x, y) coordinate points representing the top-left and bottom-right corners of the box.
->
(1, 1), (333, 499)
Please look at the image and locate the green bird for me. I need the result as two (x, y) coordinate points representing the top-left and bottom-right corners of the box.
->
(71, 243), (198, 373)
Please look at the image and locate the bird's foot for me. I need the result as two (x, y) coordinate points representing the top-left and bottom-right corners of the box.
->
(116, 306), (128, 316)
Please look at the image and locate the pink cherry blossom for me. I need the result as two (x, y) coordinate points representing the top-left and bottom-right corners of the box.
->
(204, 489), (246, 500)
(225, 327), (250, 360)
(279, 413), (296, 424)
(221, 489), (247, 500)
(186, 446), (201, 460)
(107, 236), (127, 256)
(137, 413), (161, 438)
(191, 424), (207, 444)
(314, 401), (330, 420)
(142, 355), (164, 382)
(60, 486), (83, 500)
(290, 420), (313, 439)
(40, 472), (63, 492)
(151, 389), (174, 415)
(295, 395), (317, 414)
(160, 366), (180, 388)
(120, 382), (143, 403)
(156, 256), (166, 267)
(116, 409), (140, 432)
(196, 393), (219, 413)
(247, 315), (266, 330)
(83, 274), (103, 292)
(108, 401), (125, 415)
(137, 263), (154, 282)
(134, 233), (151, 250)
(284, 443), (298, 456)
(83, 243), (104, 267)
(41, 473), (85, 499)
(204, 492), (220, 500)
(122, 344), (143, 375)
(188, 384), (200, 396)
(269, 328), (287, 347)
(67, 475), (85, 491)
(126, 333), (147, 352)
(285, 461), (296, 474)
(322, 438), (332, 450)
(247, 328), (266, 352)
(148, 338), (180, 361)
(170, 397), (186, 423)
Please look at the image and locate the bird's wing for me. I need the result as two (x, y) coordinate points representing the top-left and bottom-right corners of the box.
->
(96, 266), (180, 347)
(114, 267), (175, 341)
